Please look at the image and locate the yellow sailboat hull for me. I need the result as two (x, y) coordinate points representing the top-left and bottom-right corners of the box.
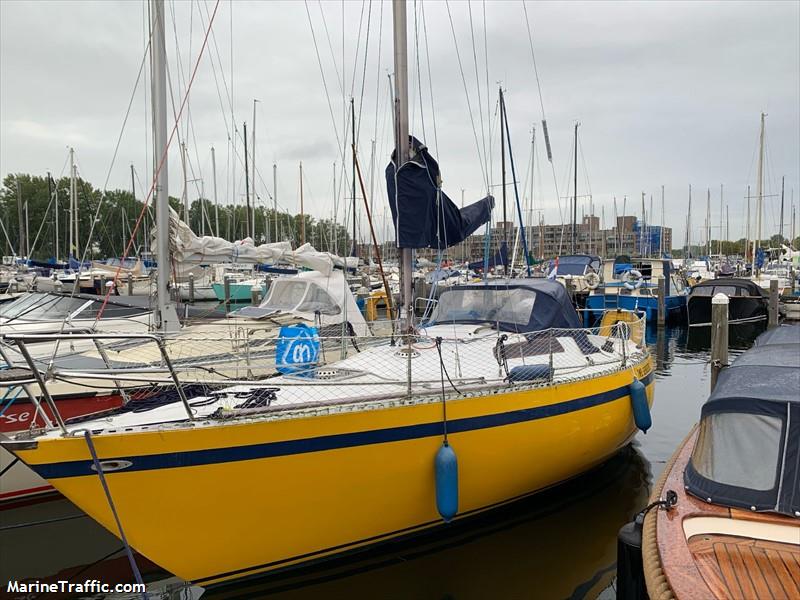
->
(13, 358), (653, 585)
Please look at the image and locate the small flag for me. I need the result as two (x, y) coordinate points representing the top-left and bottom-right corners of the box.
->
(548, 256), (559, 280)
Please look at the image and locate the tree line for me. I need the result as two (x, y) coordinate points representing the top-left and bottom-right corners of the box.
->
(0, 173), (353, 261)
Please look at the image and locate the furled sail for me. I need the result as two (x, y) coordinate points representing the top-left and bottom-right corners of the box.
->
(151, 209), (357, 275)
(386, 136), (493, 249)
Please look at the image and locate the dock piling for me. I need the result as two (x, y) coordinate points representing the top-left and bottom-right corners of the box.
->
(188, 273), (195, 304)
(657, 276), (666, 327)
(251, 284), (261, 306)
(768, 278), (779, 329)
(710, 293), (729, 392)
(223, 275), (231, 313)
(127, 271), (134, 296)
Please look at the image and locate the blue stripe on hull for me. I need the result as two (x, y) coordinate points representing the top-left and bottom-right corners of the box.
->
(30, 372), (653, 480)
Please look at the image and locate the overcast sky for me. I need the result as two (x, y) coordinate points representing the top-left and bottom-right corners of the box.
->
(1, 0), (798, 247)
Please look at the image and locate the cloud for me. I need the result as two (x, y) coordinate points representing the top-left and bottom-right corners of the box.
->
(1, 0), (797, 246)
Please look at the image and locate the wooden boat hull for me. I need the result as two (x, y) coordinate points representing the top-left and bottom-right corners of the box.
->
(10, 360), (653, 585)
(644, 428), (800, 599)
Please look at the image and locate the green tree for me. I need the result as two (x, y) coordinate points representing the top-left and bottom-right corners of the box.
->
(1, 172), (353, 260)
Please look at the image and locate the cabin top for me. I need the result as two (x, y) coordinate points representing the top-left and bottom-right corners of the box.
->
(688, 278), (764, 298)
(424, 279), (581, 333)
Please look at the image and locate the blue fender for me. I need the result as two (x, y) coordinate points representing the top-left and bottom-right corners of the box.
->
(435, 442), (458, 521)
(629, 378), (651, 433)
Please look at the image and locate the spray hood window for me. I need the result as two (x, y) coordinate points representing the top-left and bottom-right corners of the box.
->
(684, 328), (800, 516)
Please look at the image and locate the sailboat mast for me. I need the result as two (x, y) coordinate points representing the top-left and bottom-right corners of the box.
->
(660, 184), (665, 256)
(273, 163), (279, 242)
(243, 121), (251, 239)
(300, 161), (305, 245)
(686, 185), (692, 258)
(706, 188), (711, 257)
(641, 191), (646, 257)
(746, 184), (751, 262)
(252, 100), (258, 240)
(529, 127), (535, 261)
(393, 0), (412, 327)
(351, 98), (357, 257)
(50, 172), (58, 262)
(779, 175), (785, 243)
(69, 147), (75, 257)
(500, 87), (507, 256)
(130, 163), (138, 251)
(181, 142), (188, 225)
(753, 112), (765, 274)
(211, 146), (219, 237)
(572, 122), (578, 255)
(16, 179), (24, 258)
(719, 184), (723, 255)
(151, 0), (174, 330)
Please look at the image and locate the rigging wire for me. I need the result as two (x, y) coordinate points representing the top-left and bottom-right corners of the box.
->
(304, 1), (345, 166)
(93, 0), (224, 323)
(444, 0), (489, 191)
(317, 1), (345, 100)
(483, 0), (492, 190)
(420, 0), (439, 157)
(413, 0), (427, 143)
(521, 1), (564, 242)
(468, 1), (488, 182)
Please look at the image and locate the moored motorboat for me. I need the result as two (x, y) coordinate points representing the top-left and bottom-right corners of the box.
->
(585, 257), (687, 324)
(686, 277), (767, 327)
(640, 324), (799, 599)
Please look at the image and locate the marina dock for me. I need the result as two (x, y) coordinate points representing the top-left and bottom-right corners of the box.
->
(1, 1), (798, 598)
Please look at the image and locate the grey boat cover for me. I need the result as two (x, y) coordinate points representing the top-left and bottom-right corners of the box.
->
(685, 324), (800, 517)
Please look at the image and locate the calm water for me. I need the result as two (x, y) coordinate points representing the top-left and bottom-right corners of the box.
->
(0, 323), (765, 600)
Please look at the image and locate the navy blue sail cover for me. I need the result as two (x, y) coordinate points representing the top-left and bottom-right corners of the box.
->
(386, 137), (494, 249)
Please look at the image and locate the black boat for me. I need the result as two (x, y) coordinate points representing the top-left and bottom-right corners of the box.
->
(686, 277), (767, 327)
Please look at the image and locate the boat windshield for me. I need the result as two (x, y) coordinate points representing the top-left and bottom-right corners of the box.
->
(0, 293), (92, 321)
(429, 287), (536, 327)
(263, 280), (341, 315)
(263, 281), (309, 312)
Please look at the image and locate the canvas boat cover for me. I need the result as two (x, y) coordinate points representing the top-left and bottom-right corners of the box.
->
(386, 137), (494, 249)
(686, 324), (800, 516)
(688, 277), (764, 298)
(151, 209), (357, 275)
(425, 278), (582, 333)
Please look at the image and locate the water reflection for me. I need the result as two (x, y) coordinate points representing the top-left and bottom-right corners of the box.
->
(0, 498), (162, 591)
(683, 321), (766, 353)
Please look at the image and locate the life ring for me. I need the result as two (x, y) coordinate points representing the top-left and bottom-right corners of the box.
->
(623, 269), (643, 290)
(585, 272), (601, 290)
